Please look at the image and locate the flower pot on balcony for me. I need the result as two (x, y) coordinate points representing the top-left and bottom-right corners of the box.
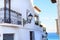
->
(35, 21), (39, 25)
(40, 24), (43, 27)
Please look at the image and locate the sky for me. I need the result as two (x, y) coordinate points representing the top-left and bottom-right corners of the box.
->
(34, 0), (57, 33)
(33, 0), (59, 40)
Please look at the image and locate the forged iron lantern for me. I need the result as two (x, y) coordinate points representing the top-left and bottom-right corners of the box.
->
(51, 0), (56, 3)
(23, 10), (33, 26)
(27, 13), (33, 23)
(28, 13), (33, 20)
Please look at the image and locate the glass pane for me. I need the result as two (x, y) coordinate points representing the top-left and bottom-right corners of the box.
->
(6, 0), (9, 3)
(3, 34), (14, 40)
(6, 0), (9, 8)
(6, 10), (9, 19)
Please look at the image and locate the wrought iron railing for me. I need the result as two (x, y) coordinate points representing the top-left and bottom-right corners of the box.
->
(0, 8), (22, 25)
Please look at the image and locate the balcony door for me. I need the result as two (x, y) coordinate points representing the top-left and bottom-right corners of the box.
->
(4, 0), (11, 23)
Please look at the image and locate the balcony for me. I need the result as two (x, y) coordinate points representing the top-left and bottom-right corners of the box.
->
(0, 8), (22, 27)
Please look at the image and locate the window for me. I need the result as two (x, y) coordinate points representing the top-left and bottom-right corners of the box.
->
(4, 0), (11, 23)
(6, 0), (9, 3)
(3, 34), (14, 40)
(6, 9), (9, 19)
(30, 31), (35, 40)
(5, 0), (10, 8)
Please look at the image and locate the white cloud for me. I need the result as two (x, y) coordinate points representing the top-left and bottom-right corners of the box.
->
(46, 26), (57, 33)
(40, 18), (57, 33)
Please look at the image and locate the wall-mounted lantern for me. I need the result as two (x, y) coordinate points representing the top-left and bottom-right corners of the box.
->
(51, 0), (56, 3)
(27, 13), (33, 23)
(23, 9), (33, 26)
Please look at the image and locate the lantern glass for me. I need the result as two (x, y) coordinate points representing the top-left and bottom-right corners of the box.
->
(28, 16), (32, 20)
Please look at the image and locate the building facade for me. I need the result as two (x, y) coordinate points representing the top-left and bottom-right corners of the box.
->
(0, 0), (47, 40)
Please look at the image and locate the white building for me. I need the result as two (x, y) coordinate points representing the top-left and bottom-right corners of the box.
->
(0, 0), (47, 40)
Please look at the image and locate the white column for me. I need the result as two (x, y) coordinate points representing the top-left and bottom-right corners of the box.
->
(57, 0), (60, 39)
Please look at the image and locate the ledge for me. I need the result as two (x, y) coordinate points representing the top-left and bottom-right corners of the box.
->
(0, 23), (22, 28)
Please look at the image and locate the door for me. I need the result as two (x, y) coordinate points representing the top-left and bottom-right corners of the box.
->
(3, 34), (14, 40)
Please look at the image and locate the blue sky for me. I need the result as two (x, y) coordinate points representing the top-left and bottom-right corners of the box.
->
(34, 0), (57, 33)
(34, 0), (59, 40)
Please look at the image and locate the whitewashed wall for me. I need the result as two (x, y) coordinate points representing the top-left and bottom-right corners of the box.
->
(0, 26), (42, 40)
(1, 26), (19, 40)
